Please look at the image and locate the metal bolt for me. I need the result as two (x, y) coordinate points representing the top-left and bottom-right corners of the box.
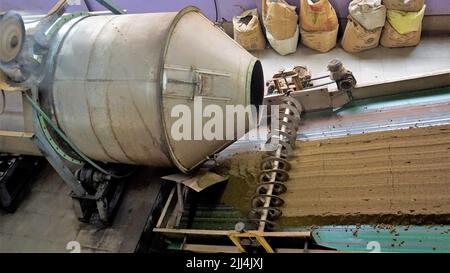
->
(235, 222), (246, 233)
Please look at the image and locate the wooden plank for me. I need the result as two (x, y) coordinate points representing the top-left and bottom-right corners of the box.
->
(153, 228), (310, 238)
(263, 231), (310, 237)
(155, 187), (176, 228)
(0, 130), (34, 138)
(182, 244), (239, 253)
(153, 228), (230, 236)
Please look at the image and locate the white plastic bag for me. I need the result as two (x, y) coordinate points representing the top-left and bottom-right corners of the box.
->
(349, 0), (386, 30)
(262, 0), (299, 55)
(266, 26), (300, 55)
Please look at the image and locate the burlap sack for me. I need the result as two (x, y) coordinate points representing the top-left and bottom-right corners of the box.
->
(262, 0), (298, 40)
(233, 9), (266, 51)
(380, 21), (421, 47)
(382, 0), (425, 12)
(342, 16), (382, 53)
(349, 0), (386, 30)
(262, 0), (299, 55)
(386, 5), (425, 34)
(300, 25), (338, 53)
(300, 0), (339, 32)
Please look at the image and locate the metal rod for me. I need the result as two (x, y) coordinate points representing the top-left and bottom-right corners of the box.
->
(94, 0), (126, 14)
(258, 106), (291, 231)
(307, 75), (330, 81)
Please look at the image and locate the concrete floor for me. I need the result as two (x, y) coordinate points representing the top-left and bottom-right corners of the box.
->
(0, 35), (449, 253)
(254, 35), (450, 85)
(0, 165), (164, 253)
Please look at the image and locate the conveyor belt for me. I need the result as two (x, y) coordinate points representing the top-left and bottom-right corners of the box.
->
(281, 124), (450, 226)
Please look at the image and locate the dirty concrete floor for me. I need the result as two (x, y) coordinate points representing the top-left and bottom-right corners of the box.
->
(0, 165), (163, 253)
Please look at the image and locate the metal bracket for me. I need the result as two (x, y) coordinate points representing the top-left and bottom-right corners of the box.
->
(228, 231), (275, 253)
(30, 107), (87, 196)
(70, 175), (126, 225)
(30, 98), (127, 225)
(265, 61), (357, 113)
(163, 64), (231, 100)
(0, 71), (28, 92)
(265, 87), (353, 113)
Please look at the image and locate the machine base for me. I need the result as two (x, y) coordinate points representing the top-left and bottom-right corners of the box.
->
(71, 178), (127, 226)
(0, 155), (43, 212)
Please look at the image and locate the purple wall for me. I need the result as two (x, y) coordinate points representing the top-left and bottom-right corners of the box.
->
(0, 0), (89, 15)
(1, 0), (449, 20)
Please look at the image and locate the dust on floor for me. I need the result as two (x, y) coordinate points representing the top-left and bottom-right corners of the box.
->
(284, 124), (450, 226)
(215, 152), (264, 216)
(219, 124), (450, 227)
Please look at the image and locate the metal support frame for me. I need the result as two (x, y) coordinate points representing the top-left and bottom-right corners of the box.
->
(265, 61), (356, 113)
(30, 105), (87, 196)
(31, 104), (127, 224)
(26, 89), (126, 224)
(69, 175), (126, 224)
(265, 84), (353, 113)
(153, 184), (310, 253)
(0, 4), (129, 223)
(228, 231), (274, 253)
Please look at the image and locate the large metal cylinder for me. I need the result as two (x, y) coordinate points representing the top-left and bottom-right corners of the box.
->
(0, 7), (264, 173)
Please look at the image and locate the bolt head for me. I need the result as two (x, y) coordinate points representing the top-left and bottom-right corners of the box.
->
(235, 222), (246, 232)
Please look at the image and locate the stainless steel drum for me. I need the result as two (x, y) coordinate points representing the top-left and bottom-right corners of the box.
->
(0, 7), (264, 173)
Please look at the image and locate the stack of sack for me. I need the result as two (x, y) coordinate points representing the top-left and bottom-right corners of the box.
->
(299, 0), (339, 53)
(262, 0), (299, 55)
(380, 0), (426, 47)
(342, 0), (386, 53)
(232, 9), (266, 51)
